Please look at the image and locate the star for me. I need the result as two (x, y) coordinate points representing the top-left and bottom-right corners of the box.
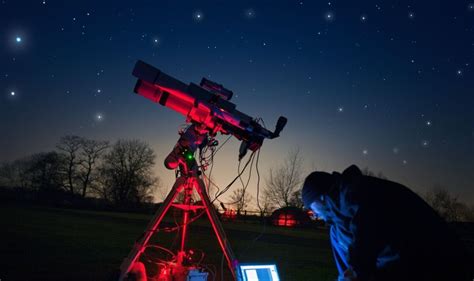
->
(456, 69), (463, 76)
(421, 140), (429, 147)
(245, 8), (255, 19)
(408, 12), (415, 19)
(96, 113), (104, 121)
(97, 89), (101, 93)
(194, 11), (204, 22)
(10, 91), (15, 96)
(362, 149), (368, 155)
(15, 36), (22, 43)
(325, 11), (335, 22)
(469, 3), (474, 10)
(337, 106), (344, 112)
(426, 120), (432, 126)
(360, 15), (367, 22)
(402, 160), (407, 165)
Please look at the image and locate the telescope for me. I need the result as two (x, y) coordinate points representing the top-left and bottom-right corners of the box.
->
(119, 61), (287, 281)
(132, 60), (287, 160)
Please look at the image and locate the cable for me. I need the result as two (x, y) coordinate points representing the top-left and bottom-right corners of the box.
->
(255, 148), (262, 212)
(212, 150), (255, 203)
(213, 135), (232, 154)
(201, 135), (232, 202)
(223, 152), (255, 206)
(239, 147), (268, 260)
(145, 245), (176, 258)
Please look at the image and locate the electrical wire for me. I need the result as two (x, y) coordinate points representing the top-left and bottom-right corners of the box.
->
(222, 152), (255, 206)
(255, 147), (262, 212)
(147, 118), (271, 279)
(212, 150), (255, 203)
(200, 135), (232, 201)
(241, 115), (268, 255)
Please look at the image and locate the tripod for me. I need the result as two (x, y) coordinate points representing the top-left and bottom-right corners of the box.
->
(118, 136), (238, 281)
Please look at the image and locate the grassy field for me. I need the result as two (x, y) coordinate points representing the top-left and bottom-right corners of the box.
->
(1, 204), (337, 281)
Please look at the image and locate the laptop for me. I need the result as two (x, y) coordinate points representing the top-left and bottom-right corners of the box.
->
(237, 264), (281, 281)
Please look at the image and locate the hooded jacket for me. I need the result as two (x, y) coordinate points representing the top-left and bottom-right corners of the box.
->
(321, 165), (471, 281)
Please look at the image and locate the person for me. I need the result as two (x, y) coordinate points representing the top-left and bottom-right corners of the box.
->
(301, 165), (472, 281)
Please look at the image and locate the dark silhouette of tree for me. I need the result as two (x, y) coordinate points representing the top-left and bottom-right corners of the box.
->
(263, 148), (304, 208)
(229, 187), (253, 214)
(56, 135), (83, 194)
(361, 167), (387, 179)
(98, 139), (159, 205)
(463, 205), (474, 222)
(78, 138), (109, 197)
(24, 152), (66, 192)
(257, 194), (275, 217)
(424, 187), (470, 222)
(0, 159), (30, 188)
(289, 189), (304, 208)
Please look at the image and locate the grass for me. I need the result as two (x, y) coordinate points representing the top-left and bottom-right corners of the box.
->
(1, 204), (337, 281)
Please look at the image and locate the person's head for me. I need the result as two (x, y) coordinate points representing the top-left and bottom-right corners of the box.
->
(301, 171), (337, 221)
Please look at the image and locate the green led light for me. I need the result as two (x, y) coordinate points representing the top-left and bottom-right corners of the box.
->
(183, 150), (194, 160)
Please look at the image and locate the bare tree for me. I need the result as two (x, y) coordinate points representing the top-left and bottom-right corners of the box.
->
(56, 135), (83, 194)
(462, 205), (474, 222)
(78, 138), (109, 197)
(263, 148), (304, 208)
(424, 187), (468, 222)
(289, 189), (304, 208)
(361, 167), (387, 180)
(229, 188), (253, 214)
(257, 193), (275, 217)
(0, 160), (28, 188)
(99, 139), (159, 204)
(24, 152), (67, 192)
(0, 162), (13, 186)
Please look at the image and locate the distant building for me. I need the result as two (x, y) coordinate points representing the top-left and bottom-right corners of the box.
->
(271, 206), (312, 227)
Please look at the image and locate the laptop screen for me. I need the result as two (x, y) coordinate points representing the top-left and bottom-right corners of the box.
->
(238, 264), (280, 281)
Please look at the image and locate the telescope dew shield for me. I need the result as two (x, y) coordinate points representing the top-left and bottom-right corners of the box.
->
(133, 60), (198, 118)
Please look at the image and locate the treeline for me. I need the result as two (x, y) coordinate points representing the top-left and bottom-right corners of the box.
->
(229, 148), (474, 222)
(0, 136), (160, 208)
(1, 138), (473, 222)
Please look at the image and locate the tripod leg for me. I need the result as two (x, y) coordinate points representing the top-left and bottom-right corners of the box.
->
(194, 177), (238, 280)
(118, 176), (187, 281)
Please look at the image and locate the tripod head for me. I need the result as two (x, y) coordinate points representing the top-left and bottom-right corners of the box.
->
(132, 60), (287, 163)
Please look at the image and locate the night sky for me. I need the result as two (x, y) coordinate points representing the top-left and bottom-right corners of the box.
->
(1, 0), (473, 205)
